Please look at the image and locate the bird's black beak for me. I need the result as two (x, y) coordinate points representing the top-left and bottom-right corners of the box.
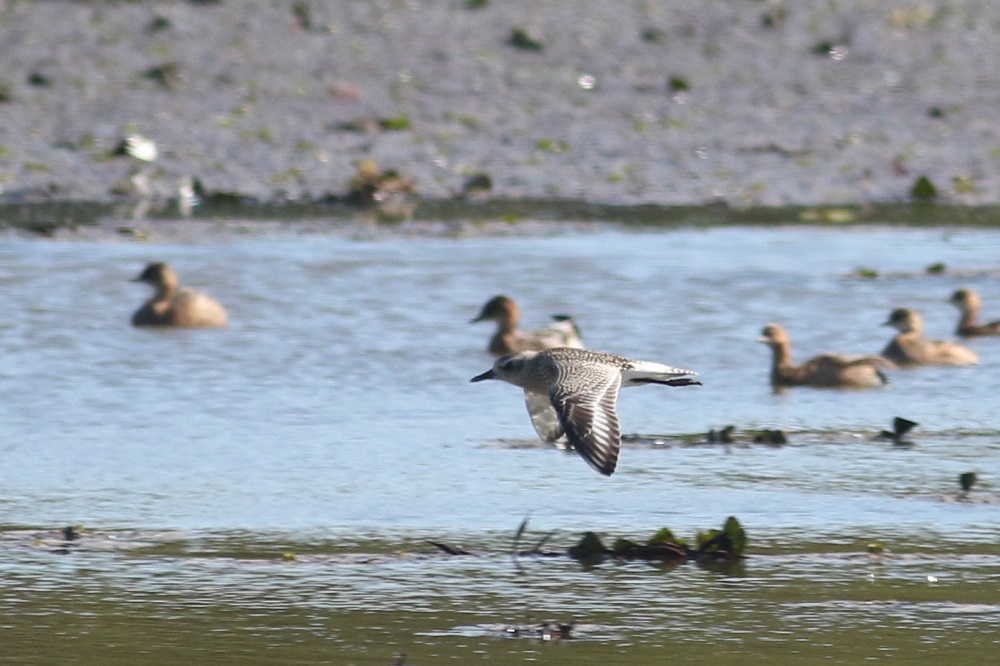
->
(470, 369), (496, 383)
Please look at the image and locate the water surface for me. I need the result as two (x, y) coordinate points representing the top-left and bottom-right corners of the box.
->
(1, 221), (998, 664)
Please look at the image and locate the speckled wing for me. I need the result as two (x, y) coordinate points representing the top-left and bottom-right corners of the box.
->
(523, 390), (564, 442)
(549, 364), (623, 476)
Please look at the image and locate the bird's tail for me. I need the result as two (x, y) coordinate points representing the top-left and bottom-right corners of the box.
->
(622, 361), (700, 387)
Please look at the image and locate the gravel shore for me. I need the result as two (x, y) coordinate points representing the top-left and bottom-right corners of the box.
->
(2, 0), (1000, 207)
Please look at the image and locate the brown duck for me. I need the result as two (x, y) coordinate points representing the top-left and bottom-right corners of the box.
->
(471, 295), (583, 356)
(881, 307), (977, 366)
(759, 323), (893, 389)
(949, 288), (1000, 337)
(131, 262), (229, 328)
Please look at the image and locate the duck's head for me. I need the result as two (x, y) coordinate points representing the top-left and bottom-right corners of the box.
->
(131, 262), (178, 290)
(883, 307), (921, 333)
(949, 288), (979, 311)
(471, 295), (520, 325)
(758, 323), (790, 347)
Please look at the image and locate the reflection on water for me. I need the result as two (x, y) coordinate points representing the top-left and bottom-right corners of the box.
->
(2, 221), (1000, 663)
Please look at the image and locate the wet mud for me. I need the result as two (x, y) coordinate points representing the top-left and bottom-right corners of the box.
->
(2, 1), (1000, 210)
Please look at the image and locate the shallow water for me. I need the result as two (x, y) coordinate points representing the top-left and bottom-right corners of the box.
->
(2, 220), (999, 664)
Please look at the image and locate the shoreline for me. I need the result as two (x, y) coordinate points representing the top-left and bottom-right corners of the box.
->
(3, 197), (1000, 241)
(3, 1), (1000, 209)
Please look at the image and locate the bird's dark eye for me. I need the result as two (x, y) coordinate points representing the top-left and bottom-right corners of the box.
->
(499, 359), (517, 372)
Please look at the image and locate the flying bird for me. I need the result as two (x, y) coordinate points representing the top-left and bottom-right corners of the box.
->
(471, 347), (700, 475)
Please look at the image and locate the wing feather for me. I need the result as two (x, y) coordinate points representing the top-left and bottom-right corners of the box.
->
(550, 371), (622, 476)
(523, 390), (565, 442)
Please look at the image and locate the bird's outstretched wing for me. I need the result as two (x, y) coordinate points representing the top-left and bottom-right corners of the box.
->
(549, 368), (623, 476)
(523, 390), (564, 442)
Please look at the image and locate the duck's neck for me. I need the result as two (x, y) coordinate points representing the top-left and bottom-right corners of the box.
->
(489, 331), (518, 356)
(147, 282), (178, 316)
(769, 341), (793, 370)
(496, 313), (519, 334)
(156, 281), (178, 302)
(958, 304), (978, 329)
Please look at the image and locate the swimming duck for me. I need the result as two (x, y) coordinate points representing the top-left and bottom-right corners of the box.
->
(949, 288), (1000, 337)
(471, 295), (584, 356)
(881, 307), (977, 366)
(759, 323), (893, 389)
(131, 262), (229, 328)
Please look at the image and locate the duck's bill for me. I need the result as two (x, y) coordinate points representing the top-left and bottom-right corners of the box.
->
(470, 369), (496, 382)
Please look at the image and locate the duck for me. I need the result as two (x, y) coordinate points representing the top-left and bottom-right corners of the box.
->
(131, 262), (229, 328)
(758, 323), (893, 389)
(949, 288), (1000, 337)
(881, 307), (977, 366)
(471, 295), (584, 356)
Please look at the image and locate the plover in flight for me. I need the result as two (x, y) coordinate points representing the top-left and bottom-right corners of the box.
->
(471, 347), (700, 476)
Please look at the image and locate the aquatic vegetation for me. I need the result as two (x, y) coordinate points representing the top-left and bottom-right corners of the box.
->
(667, 76), (690, 93)
(697, 516), (747, 559)
(925, 262), (947, 274)
(271, 167), (305, 186)
(760, 7), (787, 28)
(379, 115), (412, 131)
(568, 516), (747, 565)
(147, 15), (172, 33)
(291, 1), (312, 31)
(507, 27), (544, 51)
(911, 175), (938, 199)
(567, 532), (607, 563)
(752, 429), (788, 445)
(461, 172), (492, 197)
(952, 174), (979, 194)
(141, 63), (180, 90)
(27, 71), (52, 87)
(535, 138), (569, 153)
(640, 27), (666, 43)
(335, 115), (412, 133)
(706, 425), (735, 444)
